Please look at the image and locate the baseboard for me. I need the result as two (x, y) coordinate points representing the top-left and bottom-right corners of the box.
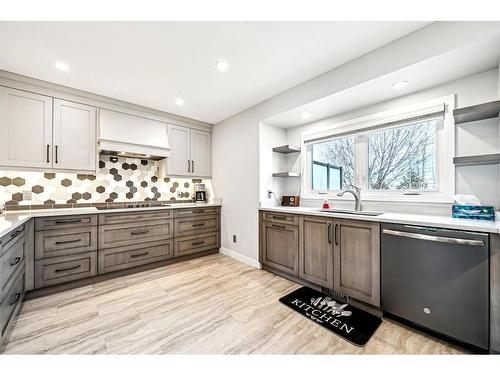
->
(219, 247), (261, 269)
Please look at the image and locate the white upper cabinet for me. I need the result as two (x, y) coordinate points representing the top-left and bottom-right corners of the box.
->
(166, 125), (211, 177)
(53, 99), (96, 171)
(0, 87), (53, 169)
(167, 124), (191, 175)
(190, 129), (211, 177)
(0, 87), (97, 172)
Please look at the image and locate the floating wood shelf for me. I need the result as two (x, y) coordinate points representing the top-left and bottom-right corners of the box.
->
(453, 153), (500, 166)
(272, 172), (301, 178)
(272, 145), (301, 154)
(453, 100), (500, 124)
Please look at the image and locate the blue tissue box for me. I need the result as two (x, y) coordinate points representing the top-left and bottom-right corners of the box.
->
(452, 205), (495, 221)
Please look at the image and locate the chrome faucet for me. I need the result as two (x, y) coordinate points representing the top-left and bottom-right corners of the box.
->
(337, 186), (362, 211)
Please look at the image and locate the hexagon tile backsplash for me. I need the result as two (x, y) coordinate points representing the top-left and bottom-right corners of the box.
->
(0, 156), (213, 209)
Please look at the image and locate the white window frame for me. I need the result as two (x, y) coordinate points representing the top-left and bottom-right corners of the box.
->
(300, 95), (455, 203)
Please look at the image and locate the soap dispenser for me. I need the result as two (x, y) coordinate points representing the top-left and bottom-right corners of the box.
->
(322, 197), (330, 209)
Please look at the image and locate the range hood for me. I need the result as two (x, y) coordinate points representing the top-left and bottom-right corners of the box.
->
(98, 109), (170, 160)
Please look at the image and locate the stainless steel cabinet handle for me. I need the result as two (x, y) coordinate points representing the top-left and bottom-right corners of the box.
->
(55, 145), (59, 163)
(46, 144), (50, 163)
(192, 223), (205, 227)
(334, 224), (339, 246)
(55, 239), (82, 245)
(10, 257), (21, 266)
(327, 223), (332, 243)
(131, 230), (149, 235)
(272, 215), (286, 220)
(192, 241), (205, 246)
(55, 219), (82, 224)
(192, 160), (194, 173)
(382, 229), (485, 247)
(131, 252), (149, 258)
(271, 224), (286, 229)
(188, 159), (191, 173)
(54, 265), (81, 273)
(10, 293), (21, 306)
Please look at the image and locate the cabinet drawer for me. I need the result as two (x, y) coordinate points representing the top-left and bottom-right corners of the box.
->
(175, 206), (220, 218)
(0, 234), (25, 301)
(174, 215), (219, 237)
(98, 210), (172, 225)
(35, 226), (97, 260)
(174, 232), (220, 257)
(0, 268), (24, 340)
(99, 240), (174, 274)
(0, 224), (25, 257)
(99, 220), (173, 249)
(35, 215), (97, 231)
(34, 252), (97, 289)
(262, 211), (299, 226)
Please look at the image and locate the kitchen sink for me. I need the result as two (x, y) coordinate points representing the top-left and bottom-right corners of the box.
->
(318, 208), (383, 216)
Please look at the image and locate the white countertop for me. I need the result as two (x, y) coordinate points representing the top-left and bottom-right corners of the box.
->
(0, 202), (221, 238)
(259, 206), (500, 235)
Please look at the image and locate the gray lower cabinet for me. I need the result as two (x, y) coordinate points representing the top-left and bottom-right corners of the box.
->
(99, 240), (174, 274)
(299, 216), (334, 288)
(491, 234), (500, 353)
(0, 267), (24, 347)
(0, 224), (26, 347)
(260, 213), (299, 276)
(174, 232), (220, 257)
(333, 218), (380, 307)
(174, 215), (219, 237)
(34, 215), (98, 289)
(259, 211), (381, 307)
(98, 220), (173, 249)
(35, 251), (97, 289)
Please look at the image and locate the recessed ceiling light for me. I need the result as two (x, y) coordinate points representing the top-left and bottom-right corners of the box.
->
(392, 80), (408, 90)
(216, 60), (229, 72)
(54, 60), (69, 72)
(301, 112), (310, 120)
(174, 97), (184, 106)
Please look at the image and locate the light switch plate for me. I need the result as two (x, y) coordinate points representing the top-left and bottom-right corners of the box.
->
(22, 191), (32, 200)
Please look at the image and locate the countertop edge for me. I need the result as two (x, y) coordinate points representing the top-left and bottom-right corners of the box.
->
(259, 206), (500, 235)
(0, 203), (222, 238)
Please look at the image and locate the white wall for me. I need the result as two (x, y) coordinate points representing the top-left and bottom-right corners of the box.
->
(259, 123), (286, 206)
(212, 23), (500, 265)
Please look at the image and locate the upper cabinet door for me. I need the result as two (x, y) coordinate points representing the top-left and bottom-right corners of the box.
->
(190, 129), (211, 177)
(167, 124), (191, 176)
(0, 87), (53, 169)
(52, 99), (96, 172)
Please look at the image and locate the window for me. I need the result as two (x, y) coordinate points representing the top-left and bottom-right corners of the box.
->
(306, 117), (443, 194)
(311, 136), (354, 190)
(367, 120), (438, 191)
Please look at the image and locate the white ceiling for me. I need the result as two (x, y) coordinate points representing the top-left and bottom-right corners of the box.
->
(265, 34), (500, 128)
(0, 21), (431, 124)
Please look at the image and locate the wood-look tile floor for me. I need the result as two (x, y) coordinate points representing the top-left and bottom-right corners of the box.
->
(2, 254), (464, 354)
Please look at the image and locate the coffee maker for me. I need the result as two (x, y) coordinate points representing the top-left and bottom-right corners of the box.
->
(194, 183), (207, 203)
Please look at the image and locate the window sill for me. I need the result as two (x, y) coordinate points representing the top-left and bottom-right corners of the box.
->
(301, 193), (454, 205)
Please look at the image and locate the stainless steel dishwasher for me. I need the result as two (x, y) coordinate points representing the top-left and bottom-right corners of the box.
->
(381, 223), (489, 350)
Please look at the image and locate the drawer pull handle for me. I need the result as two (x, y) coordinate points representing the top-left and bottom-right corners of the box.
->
(131, 230), (150, 235)
(55, 239), (82, 245)
(10, 230), (22, 239)
(272, 215), (287, 220)
(335, 224), (339, 246)
(192, 223), (205, 227)
(10, 293), (21, 306)
(10, 257), (22, 266)
(131, 252), (149, 258)
(54, 219), (82, 224)
(271, 224), (286, 229)
(192, 209), (206, 214)
(55, 265), (81, 273)
(192, 241), (205, 246)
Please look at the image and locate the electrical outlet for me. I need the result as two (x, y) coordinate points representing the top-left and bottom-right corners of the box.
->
(233, 235), (237, 243)
(267, 190), (272, 199)
(22, 191), (32, 200)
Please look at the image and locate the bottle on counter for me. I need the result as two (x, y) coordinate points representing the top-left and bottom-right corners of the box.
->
(322, 197), (330, 209)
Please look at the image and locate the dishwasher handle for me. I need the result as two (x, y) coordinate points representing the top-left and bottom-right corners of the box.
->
(382, 229), (485, 247)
